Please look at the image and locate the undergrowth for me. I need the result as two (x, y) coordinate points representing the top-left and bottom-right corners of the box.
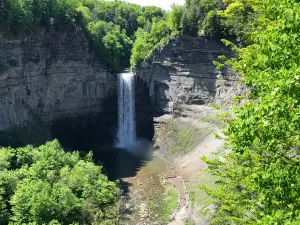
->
(157, 118), (213, 155)
(150, 186), (179, 224)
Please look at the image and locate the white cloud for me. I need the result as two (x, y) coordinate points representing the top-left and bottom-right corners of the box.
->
(125, 0), (185, 10)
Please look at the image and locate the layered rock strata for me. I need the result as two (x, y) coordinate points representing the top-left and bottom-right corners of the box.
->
(135, 36), (245, 116)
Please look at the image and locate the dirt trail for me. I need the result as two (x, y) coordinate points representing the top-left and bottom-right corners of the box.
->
(165, 177), (187, 225)
(163, 117), (224, 225)
(119, 111), (224, 225)
(177, 128), (223, 176)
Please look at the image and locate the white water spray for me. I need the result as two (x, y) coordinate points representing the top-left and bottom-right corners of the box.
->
(117, 72), (136, 147)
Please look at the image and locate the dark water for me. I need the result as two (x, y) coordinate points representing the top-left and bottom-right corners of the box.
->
(93, 141), (153, 181)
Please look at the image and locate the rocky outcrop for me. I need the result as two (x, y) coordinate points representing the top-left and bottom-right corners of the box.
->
(135, 36), (246, 116)
(0, 26), (117, 128)
(0, 25), (117, 146)
(0, 30), (245, 147)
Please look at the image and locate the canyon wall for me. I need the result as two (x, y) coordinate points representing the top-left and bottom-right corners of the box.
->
(0, 25), (116, 129)
(0, 30), (245, 147)
(0, 25), (117, 146)
(135, 36), (246, 117)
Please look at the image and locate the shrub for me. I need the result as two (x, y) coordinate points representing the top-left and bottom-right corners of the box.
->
(0, 140), (119, 224)
(202, 0), (300, 223)
(130, 19), (173, 68)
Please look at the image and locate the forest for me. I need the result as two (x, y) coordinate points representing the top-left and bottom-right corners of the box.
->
(1, 0), (226, 71)
(1, 0), (300, 224)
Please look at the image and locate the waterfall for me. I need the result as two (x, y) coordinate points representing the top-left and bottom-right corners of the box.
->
(117, 72), (136, 147)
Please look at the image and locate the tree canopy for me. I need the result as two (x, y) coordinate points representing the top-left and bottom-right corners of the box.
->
(1, 0), (245, 69)
(2, 0), (300, 224)
(0, 140), (119, 225)
(0, 0), (166, 71)
(202, 0), (300, 224)
(130, 18), (173, 68)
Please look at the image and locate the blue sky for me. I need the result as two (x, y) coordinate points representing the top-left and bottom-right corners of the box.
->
(125, 0), (185, 10)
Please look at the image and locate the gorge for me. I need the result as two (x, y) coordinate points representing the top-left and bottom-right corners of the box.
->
(0, 27), (238, 224)
(0, 27), (241, 150)
(1, 0), (297, 224)
(0, 25), (235, 224)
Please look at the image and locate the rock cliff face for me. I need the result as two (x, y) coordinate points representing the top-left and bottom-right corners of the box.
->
(135, 36), (245, 116)
(0, 30), (245, 147)
(0, 25), (117, 146)
(0, 25), (116, 128)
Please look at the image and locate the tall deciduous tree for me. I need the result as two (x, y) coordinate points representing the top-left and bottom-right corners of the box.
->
(0, 140), (119, 224)
(203, 0), (300, 224)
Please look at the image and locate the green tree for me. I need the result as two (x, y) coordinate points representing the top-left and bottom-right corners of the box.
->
(217, 0), (259, 41)
(167, 4), (184, 32)
(181, 0), (218, 36)
(91, 0), (144, 37)
(203, 0), (300, 224)
(87, 21), (132, 71)
(142, 6), (166, 22)
(130, 19), (172, 68)
(0, 140), (119, 224)
(1, 0), (168, 71)
(202, 10), (220, 36)
(181, 0), (200, 36)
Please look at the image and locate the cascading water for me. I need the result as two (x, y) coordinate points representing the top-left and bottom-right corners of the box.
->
(117, 72), (136, 147)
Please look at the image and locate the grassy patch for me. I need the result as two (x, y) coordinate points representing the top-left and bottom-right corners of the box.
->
(150, 186), (179, 224)
(156, 118), (212, 156)
(177, 126), (198, 151)
(199, 111), (231, 129)
(200, 113), (221, 125)
(185, 218), (196, 225)
(208, 102), (221, 110)
(187, 170), (218, 215)
(173, 121), (212, 154)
